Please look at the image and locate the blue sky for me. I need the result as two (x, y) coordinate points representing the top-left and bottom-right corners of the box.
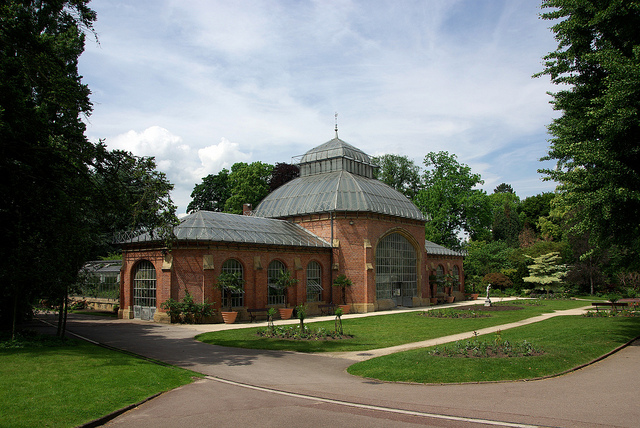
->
(79, 0), (560, 216)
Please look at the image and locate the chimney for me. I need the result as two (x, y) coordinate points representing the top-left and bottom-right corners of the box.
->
(242, 203), (252, 216)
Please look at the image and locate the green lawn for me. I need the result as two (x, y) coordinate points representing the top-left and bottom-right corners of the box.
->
(347, 315), (640, 383)
(196, 300), (589, 352)
(0, 335), (201, 428)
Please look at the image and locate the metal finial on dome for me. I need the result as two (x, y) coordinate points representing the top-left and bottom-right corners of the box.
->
(334, 112), (338, 138)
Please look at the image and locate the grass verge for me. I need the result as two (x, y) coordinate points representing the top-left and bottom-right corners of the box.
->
(196, 300), (588, 352)
(0, 333), (202, 428)
(347, 315), (640, 383)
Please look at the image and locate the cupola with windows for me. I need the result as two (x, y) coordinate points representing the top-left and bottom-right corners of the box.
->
(253, 131), (426, 221)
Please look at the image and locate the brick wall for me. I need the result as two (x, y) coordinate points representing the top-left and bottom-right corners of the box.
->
(121, 243), (331, 321)
(121, 212), (465, 322)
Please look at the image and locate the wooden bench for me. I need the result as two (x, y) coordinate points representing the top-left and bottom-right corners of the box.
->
(591, 302), (629, 312)
(318, 304), (336, 316)
(247, 308), (269, 322)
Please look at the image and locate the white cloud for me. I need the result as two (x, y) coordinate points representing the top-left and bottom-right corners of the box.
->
(81, 0), (561, 211)
(195, 138), (251, 178)
(104, 126), (252, 214)
(108, 126), (181, 157)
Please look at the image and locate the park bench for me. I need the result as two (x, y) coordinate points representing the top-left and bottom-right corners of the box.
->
(247, 308), (269, 322)
(591, 302), (629, 312)
(318, 303), (336, 315)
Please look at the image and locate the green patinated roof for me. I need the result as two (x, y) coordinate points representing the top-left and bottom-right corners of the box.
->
(255, 136), (425, 221)
(122, 211), (331, 248)
(425, 240), (466, 257)
(254, 170), (425, 220)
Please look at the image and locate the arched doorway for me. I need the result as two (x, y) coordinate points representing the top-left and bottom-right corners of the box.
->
(133, 260), (156, 320)
(375, 233), (417, 307)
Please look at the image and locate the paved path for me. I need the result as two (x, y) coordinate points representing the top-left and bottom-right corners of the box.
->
(36, 300), (640, 427)
(328, 306), (590, 361)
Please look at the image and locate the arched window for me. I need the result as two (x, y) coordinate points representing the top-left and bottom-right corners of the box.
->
(452, 265), (460, 291)
(268, 260), (286, 305)
(306, 261), (322, 302)
(436, 265), (445, 293)
(222, 259), (244, 308)
(133, 260), (156, 320)
(375, 233), (417, 306)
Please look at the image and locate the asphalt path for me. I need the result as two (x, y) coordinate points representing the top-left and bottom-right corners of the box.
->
(34, 304), (640, 428)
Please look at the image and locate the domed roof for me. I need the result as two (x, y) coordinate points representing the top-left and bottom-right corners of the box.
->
(253, 170), (425, 220)
(299, 137), (373, 166)
(255, 134), (426, 221)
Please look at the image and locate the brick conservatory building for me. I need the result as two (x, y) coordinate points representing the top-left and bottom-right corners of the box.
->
(119, 132), (465, 322)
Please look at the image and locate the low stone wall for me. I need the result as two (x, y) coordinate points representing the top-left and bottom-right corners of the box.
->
(70, 296), (118, 312)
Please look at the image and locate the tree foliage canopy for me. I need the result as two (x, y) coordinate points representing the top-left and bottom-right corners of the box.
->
(269, 162), (299, 193)
(414, 151), (491, 249)
(523, 252), (568, 293)
(224, 161), (274, 214)
(0, 1), (177, 333)
(372, 154), (421, 199)
(537, 0), (640, 251)
(188, 162), (300, 215)
(187, 169), (230, 213)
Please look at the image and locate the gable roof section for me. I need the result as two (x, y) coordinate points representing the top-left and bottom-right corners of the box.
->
(425, 240), (466, 257)
(122, 211), (331, 248)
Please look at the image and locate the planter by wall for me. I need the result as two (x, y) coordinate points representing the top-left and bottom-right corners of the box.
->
(221, 311), (238, 324)
(278, 307), (294, 320)
(429, 298), (438, 305)
(446, 296), (455, 303)
(470, 293), (479, 300)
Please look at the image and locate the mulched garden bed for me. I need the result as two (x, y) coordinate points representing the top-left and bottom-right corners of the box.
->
(256, 325), (353, 341)
(457, 305), (524, 311)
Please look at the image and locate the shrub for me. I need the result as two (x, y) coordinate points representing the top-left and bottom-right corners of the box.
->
(161, 290), (215, 324)
(483, 272), (513, 290)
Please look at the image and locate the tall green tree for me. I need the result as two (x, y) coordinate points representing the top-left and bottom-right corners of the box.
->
(488, 184), (521, 247)
(187, 169), (231, 213)
(537, 0), (640, 253)
(414, 151), (491, 248)
(519, 192), (555, 235)
(92, 145), (177, 250)
(224, 161), (274, 214)
(0, 1), (177, 335)
(0, 0), (97, 335)
(372, 154), (421, 199)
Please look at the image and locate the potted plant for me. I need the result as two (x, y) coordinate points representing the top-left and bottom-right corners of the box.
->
(444, 274), (455, 303)
(428, 275), (438, 304)
(215, 272), (244, 323)
(332, 274), (353, 314)
(274, 269), (298, 319)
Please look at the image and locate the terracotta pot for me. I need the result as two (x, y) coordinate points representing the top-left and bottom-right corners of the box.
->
(446, 296), (455, 303)
(470, 293), (479, 300)
(429, 298), (438, 305)
(338, 304), (350, 314)
(221, 311), (238, 324)
(278, 307), (294, 320)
